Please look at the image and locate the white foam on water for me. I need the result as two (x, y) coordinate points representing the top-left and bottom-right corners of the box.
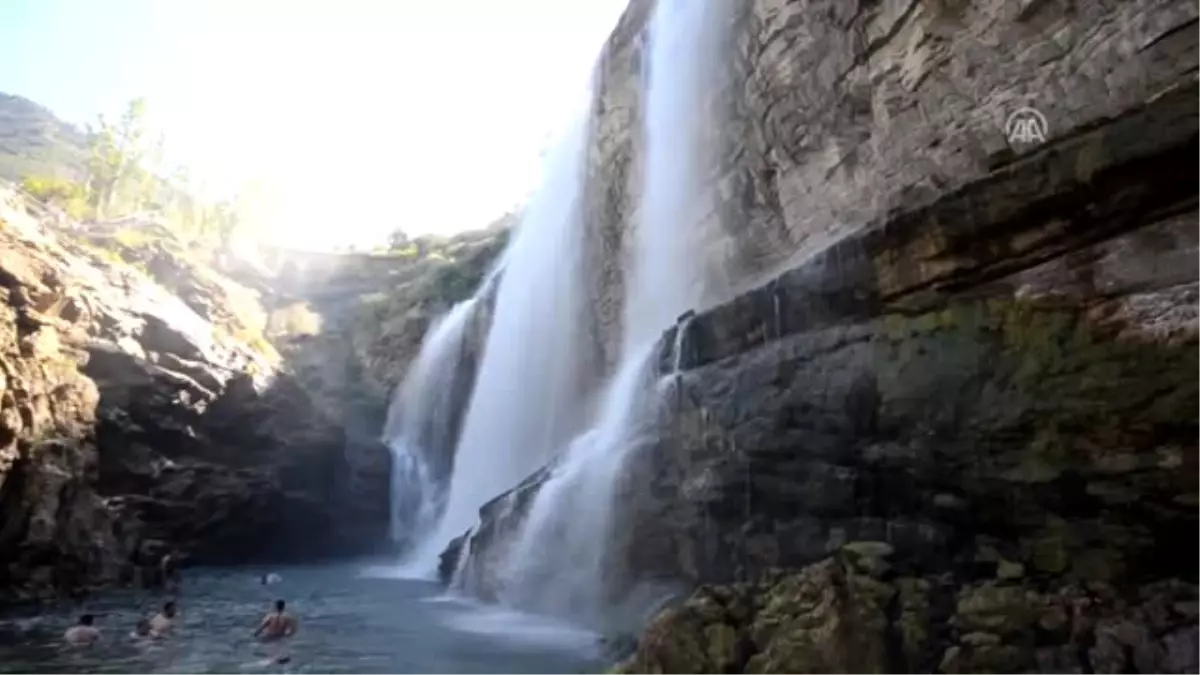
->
(437, 602), (600, 654)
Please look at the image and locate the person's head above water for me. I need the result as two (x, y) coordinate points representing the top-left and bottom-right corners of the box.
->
(79, 614), (94, 626)
(163, 601), (177, 617)
(274, 599), (285, 612)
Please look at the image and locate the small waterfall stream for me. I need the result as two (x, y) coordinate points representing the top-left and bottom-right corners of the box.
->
(383, 297), (481, 548)
(495, 342), (660, 619)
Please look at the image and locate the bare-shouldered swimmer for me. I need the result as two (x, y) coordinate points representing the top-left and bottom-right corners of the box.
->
(253, 600), (297, 641)
(149, 600), (179, 637)
(63, 615), (100, 646)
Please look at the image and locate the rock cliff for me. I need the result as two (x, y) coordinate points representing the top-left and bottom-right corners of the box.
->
(0, 189), (394, 602)
(606, 83), (1198, 672)
(582, 0), (1199, 369)
(442, 0), (1198, 671)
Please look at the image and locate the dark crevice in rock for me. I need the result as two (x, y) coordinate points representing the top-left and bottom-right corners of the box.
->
(834, 0), (922, 91)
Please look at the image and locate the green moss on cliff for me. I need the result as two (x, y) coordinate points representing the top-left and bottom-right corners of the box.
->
(342, 227), (507, 391)
(874, 294), (1197, 444)
(619, 550), (1198, 674)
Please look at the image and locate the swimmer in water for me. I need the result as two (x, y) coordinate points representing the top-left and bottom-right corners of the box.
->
(129, 618), (153, 640)
(254, 599), (297, 665)
(253, 599), (297, 640)
(63, 614), (100, 646)
(149, 600), (178, 637)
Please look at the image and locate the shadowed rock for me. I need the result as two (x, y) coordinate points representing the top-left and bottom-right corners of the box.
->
(0, 190), (393, 601)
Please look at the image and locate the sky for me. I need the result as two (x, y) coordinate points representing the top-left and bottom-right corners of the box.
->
(0, 0), (628, 250)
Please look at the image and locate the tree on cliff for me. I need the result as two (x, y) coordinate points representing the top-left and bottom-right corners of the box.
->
(85, 97), (159, 218)
(387, 228), (410, 250)
(16, 95), (267, 258)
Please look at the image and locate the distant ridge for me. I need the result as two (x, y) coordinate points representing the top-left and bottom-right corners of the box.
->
(0, 92), (88, 182)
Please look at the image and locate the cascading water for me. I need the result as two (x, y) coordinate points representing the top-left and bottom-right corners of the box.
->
(623, 0), (731, 352)
(410, 104), (598, 570)
(384, 297), (481, 547)
(490, 0), (733, 624)
(495, 342), (660, 619)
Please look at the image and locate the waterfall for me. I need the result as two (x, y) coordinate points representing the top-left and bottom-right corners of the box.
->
(412, 105), (597, 568)
(494, 342), (659, 619)
(492, 0), (732, 624)
(624, 0), (731, 352)
(384, 297), (481, 547)
(383, 0), (732, 621)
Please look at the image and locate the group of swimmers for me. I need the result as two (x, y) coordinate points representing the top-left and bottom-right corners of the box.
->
(62, 573), (299, 660)
(63, 600), (184, 646)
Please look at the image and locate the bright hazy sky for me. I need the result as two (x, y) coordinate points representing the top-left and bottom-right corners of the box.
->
(0, 0), (628, 250)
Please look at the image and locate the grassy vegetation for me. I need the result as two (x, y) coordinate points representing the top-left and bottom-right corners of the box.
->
(21, 175), (90, 219)
(113, 227), (155, 249)
(267, 301), (323, 338)
(223, 325), (279, 362)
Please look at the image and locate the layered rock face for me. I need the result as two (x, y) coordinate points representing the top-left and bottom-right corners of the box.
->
(444, 0), (1198, 670)
(582, 0), (1199, 368)
(607, 83), (1198, 671)
(633, 86), (1198, 578)
(0, 198), (392, 602)
(0, 233), (121, 600)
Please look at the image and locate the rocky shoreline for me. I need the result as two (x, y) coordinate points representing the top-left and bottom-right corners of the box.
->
(615, 543), (1198, 673)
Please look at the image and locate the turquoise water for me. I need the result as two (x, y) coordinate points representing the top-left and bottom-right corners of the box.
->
(0, 563), (604, 673)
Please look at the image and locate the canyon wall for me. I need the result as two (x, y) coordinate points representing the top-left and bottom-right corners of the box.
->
(0, 194), (394, 602)
(614, 1), (1199, 670)
(581, 0), (1198, 370)
(624, 79), (1198, 586)
(449, 0), (1198, 671)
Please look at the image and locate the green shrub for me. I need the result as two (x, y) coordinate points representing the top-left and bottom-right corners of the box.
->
(266, 302), (323, 337)
(21, 174), (92, 220)
(114, 227), (155, 248)
(391, 244), (420, 258)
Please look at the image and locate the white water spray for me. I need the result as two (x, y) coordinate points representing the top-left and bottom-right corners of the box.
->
(384, 297), (481, 545)
(493, 0), (732, 623)
(623, 0), (730, 351)
(415, 107), (597, 569)
(496, 342), (660, 618)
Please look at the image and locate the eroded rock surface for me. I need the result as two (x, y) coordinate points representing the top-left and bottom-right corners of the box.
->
(582, 0), (1199, 370)
(616, 545), (1199, 674)
(618, 84), (1197, 591)
(602, 84), (1199, 674)
(0, 196), (392, 602)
